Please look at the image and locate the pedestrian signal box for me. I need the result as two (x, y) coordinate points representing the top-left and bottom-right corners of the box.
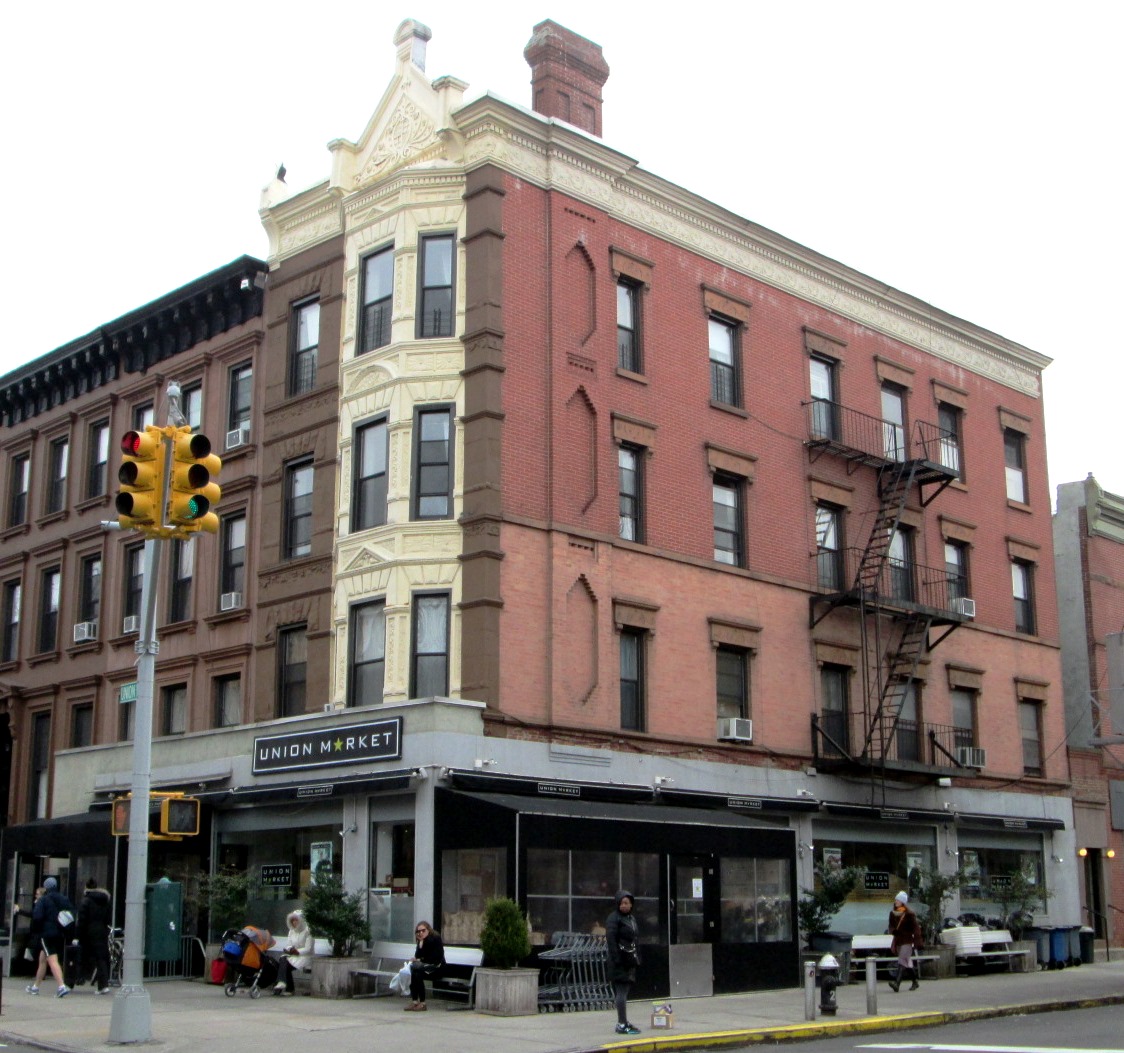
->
(111, 792), (200, 840)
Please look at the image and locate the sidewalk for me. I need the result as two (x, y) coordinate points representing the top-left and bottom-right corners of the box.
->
(3, 960), (1124, 1053)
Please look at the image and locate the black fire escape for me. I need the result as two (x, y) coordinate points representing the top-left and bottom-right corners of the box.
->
(805, 398), (971, 779)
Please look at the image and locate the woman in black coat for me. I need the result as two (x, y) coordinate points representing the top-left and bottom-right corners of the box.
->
(405, 920), (445, 1011)
(605, 889), (641, 1036)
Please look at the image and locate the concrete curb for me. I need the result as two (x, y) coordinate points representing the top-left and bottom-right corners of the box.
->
(572, 993), (1124, 1053)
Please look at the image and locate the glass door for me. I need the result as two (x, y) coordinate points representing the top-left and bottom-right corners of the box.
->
(669, 855), (716, 997)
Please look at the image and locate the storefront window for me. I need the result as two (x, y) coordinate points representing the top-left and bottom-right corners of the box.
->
(720, 857), (792, 942)
(958, 844), (1046, 921)
(526, 848), (659, 947)
(440, 847), (507, 944)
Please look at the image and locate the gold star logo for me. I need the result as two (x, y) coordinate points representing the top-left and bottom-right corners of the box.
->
(334, 737), (344, 751)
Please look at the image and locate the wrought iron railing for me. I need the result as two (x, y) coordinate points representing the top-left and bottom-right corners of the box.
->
(812, 548), (966, 615)
(812, 714), (970, 769)
(804, 400), (959, 472)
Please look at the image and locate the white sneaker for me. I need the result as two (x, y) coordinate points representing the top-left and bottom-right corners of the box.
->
(25, 984), (39, 994)
(56, 985), (70, 998)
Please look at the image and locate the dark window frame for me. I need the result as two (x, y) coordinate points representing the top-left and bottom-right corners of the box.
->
(815, 503), (844, 590)
(410, 592), (450, 699)
(1019, 699), (1043, 776)
(8, 452), (29, 527)
(123, 544), (144, 622)
(161, 682), (187, 736)
(881, 382), (908, 462)
(411, 406), (454, 520)
(78, 553), (102, 626)
(716, 644), (749, 721)
(2, 579), (21, 663)
(278, 624), (308, 718)
(168, 536), (194, 623)
(945, 539), (969, 605)
(46, 436), (68, 514)
(618, 443), (644, 543)
(416, 233), (456, 339)
(353, 417), (389, 532)
(712, 473), (744, 567)
(809, 354), (839, 440)
(349, 599), (387, 707)
(228, 362), (253, 430)
(360, 245), (394, 354)
(821, 663), (850, 756)
(937, 402), (963, 478)
(951, 688), (977, 751)
(619, 626), (646, 732)
(1004, 428), (1028, 504)
(220, 513), (246, 597)
(37, 565), (61, 654)
(290, 297), (320, 396)
(214, 673), (242, 729)
(1012, 559), (1036, 635)
(283, 458), (315, 559)
(181, 381), (203, 431)
(28, 711), (51, 820)
(616, 279), (642, 373)
(708, 314), (741, 406)
(71, 702), (94, 749)
(86, 419), (110, 498)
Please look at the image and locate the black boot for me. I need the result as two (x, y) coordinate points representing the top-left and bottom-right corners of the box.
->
(889, 966), (900, 993)
(909, 967), (919, 991)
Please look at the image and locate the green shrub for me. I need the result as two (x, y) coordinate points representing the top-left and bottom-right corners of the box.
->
(479, 897), (530, 969)
(302, 872), (369, 956)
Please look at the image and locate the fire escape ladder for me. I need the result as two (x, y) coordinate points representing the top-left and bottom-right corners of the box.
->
(854, 459), (919, 596)
(864, 610), (933, 761)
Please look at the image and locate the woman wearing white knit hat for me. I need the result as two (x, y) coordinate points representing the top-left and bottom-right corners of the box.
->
(887, 890), (923, 993)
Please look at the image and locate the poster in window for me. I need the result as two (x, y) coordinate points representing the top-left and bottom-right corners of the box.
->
(1020, 852), (1038, 885)
(961, 849), (980, 892)
(906, 851), (924, 892)
(310, 841), (333, 884)
(822, 847), (843, 872)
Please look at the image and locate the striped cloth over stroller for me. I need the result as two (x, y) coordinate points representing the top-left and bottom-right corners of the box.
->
(222, 926), (278, 998)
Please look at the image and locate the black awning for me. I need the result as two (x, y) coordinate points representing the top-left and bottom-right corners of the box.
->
(445, 769), (652, 802)
(1, 810), (115, 856)
(823, 801), (955, 823)
(207, 768), (415, 806)
(956, 812), (1065, 832)
(659, 787), (819, 814)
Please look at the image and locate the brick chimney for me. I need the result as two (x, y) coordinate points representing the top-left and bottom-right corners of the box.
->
(524, 21), (609, 137)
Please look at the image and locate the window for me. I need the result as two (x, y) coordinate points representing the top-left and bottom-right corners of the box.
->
(86, 420), (109, 498)
(182, 382), (203, 431)
(815, 504), (844, 590)
(2, 581), (21, 663)
(228, 363), (252, 430)
(71, 704), (93, 749)
(896, 680), (920, 761)
(945, 540), (969, 605)
(708, 316), (739, 405)
(1019, 700), (1042, 776)
(132, 403), (154, 431)
(284, 459), (314, 558)
(413, 408), (453, 519)
(881, 383), (906, 461)
(821, 664), (849, 755)
(291, 299), (320, 395)
(712, 475), (743, 566)
(278, 625), (308, 717)
(8, 453), (29, 527)
(123, 545), (144, 623)
(938, 402), (962, 477)
(120, 696), (134, 741)
(221, 514), (246, 596)
(417, 234), (455, 339)
(353, 419), (388, 531)
(168, 537), (194, 623)
(618, 444), (643, 542)
(78, 554), (102, 625)
(38, 566), (60, 653)
(951, 688), (976, 751)
(29, 712), (50, 820)
(350, 600), (386, 706)
(360, 247), (394, 353)
(46, 437), (68, 514)
(617, 280), (641, 372)
(1004, 428), (1027, 503)
(162, 683), (187, 736)
(1012, 560), (1035, 634)
(887, 526), (914, 602)
(619, 627), (645, 731)
(809, 356), (839, 440)
(214, 674), (242, 728)
(716, 645), (748, 720)
(411, 593), (449, 698)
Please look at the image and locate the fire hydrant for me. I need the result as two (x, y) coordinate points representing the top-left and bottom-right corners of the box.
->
(818, 953), (841, 1015)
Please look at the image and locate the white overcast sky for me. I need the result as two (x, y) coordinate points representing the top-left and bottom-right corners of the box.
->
(3, 1), (1120, 505)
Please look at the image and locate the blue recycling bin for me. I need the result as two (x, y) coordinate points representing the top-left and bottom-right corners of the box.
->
(1048, 926), (1070, 969)
(1023, 925), (1050, 969)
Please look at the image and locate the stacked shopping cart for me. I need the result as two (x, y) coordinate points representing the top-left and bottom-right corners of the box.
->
(537, 932), (612, 1013)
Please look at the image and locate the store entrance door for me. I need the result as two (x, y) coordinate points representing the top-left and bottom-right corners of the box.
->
(668, 854), (715, 997)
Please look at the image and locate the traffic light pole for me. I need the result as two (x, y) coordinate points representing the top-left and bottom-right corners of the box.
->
(109, 383), (182, 1044)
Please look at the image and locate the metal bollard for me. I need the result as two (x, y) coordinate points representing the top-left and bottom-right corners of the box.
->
(865, 955), (877, 1015)
(818, 953), (841, 1016)
(804, 959), (816, 1021)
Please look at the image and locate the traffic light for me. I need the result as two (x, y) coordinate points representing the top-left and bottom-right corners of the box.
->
(111, 795), (131, 836)
(116, 427), (165, 530)
(167, 427), (221, 534)
(160, 796), (200, 836)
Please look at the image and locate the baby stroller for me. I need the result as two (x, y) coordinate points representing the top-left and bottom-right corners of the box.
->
(222, 926), (278, 998)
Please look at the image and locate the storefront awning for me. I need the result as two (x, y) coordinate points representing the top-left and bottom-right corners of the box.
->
(821, 801), (1065, 832)
(203, 768), (416, 805)
(956, 812), (1064, 832)
(0, 810), (116, 857)
(445, 769), (652, 802)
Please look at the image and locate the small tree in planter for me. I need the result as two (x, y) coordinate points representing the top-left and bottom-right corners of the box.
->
(476, 898), (536, 1016)
(991, 869), (1052, 939)
(914, 866), (969, 947)
(797, 865), (863, 949)
(302, 872), (369, 956)
(200, 867), (251, 940)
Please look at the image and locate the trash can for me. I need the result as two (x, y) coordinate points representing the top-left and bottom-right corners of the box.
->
(63, 940), (84, 987)
(1023, 925), (1050, 969)
(1079, 927), (1096, 964)
(1066, 926), (1082, 966)
(1048, 926), (1069, 969)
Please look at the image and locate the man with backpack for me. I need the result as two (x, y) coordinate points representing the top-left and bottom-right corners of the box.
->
(26, 876), (75, 997)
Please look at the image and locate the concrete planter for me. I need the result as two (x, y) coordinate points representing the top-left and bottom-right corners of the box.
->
(310, 955), (366, 999)
(474, 966), (539, 1016)
(934, 943), (957, 978)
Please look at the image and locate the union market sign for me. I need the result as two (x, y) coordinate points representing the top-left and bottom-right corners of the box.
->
(253, 717), (402, 774)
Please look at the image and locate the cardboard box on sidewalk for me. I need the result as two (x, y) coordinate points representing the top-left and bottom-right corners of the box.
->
(650, 1002), (674, 1029)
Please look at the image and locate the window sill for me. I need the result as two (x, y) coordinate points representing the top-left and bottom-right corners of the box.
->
(615, 367), (648, 385)
(27, 650), (60, 667)
(0, 523), (30, 542)
(220, 443), (256, 464)
(35, 510), (69, 529)
(66, 640), (103, 658)
(0, 659), (20, 674)
(160, 620), (197, 637)
(709, 400), (749, 419)
(1006, 499), (1032, 513)
(75, 493), (111, 514)
(204, 608), (251, 629)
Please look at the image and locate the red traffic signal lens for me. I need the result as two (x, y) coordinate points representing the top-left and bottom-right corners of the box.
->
(121, 431), (143, 455)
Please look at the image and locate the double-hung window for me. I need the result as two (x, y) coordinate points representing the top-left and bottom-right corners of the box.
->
(168, 537), (194, 623)
(123, 544), (144, 628)
(182, 383), (203, 431)
(360, 247), (394, 353)
(133, 403), (154, 431)
(278, 624), (308, 717)
(46, 438), (68, 514)
(618, 444), (643, 542)
(712, 475), (743, 566)
(350, 600), (386, 706)
(945, 541), (969, 606)
(221, 514), (246, 599)
(820, 664), (849, 756)
(887, 527), (914, 602)
(1004, 428), (1027, 503)
(417, 234), (455, 339)
(29, 713), (50, 820)
(214, 674), (242, 728)
(1019, 700), (1042, 776)
(1012, 560), (1035, 634)
(162, 683), (187, 736)
(881, 383), (907, 461)
(291, 299), (320, 395)
(619, 627), (646, 731)
(411, 593), (449, 698)
(708, 316), (739, 406)
(2, 581), (21, 663)
(228, 363), (253, 433)
(716, 645), (748, 721)
(815, 504), (844, 590)
(38, 566), (61, 654)
(353, 419), (389, 531)
(938, 402), (962, 477)
(951, 688), (977, 752)
(617, 280), (641, 372)
(71, 703), (93, 748)
(284, 459), (314, 558)
(8, 453), (29, 527)
(413, 408), (453, 519)
(87, 420), (109, 498)
(78, 554), (101, 627)
(809, 356), (839, 440)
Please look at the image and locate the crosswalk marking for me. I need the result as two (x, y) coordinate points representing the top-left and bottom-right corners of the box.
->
(860, 1045), (1124, 1053)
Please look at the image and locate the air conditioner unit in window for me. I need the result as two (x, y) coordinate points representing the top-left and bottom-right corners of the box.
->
(122, 615), (139, 634)
(951, 597), (976, 618)
(717, 717), (753, 743)
(73, 621), (98, 644)
(225, 424), (250, 450)
(219, 591), (243, 612)
(956, 746), (987, 768)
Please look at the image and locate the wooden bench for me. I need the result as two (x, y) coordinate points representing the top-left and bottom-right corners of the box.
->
(350, 940), (483, 1005)
(848, 934), (940, 981)
(941, 926), (1030, 973)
